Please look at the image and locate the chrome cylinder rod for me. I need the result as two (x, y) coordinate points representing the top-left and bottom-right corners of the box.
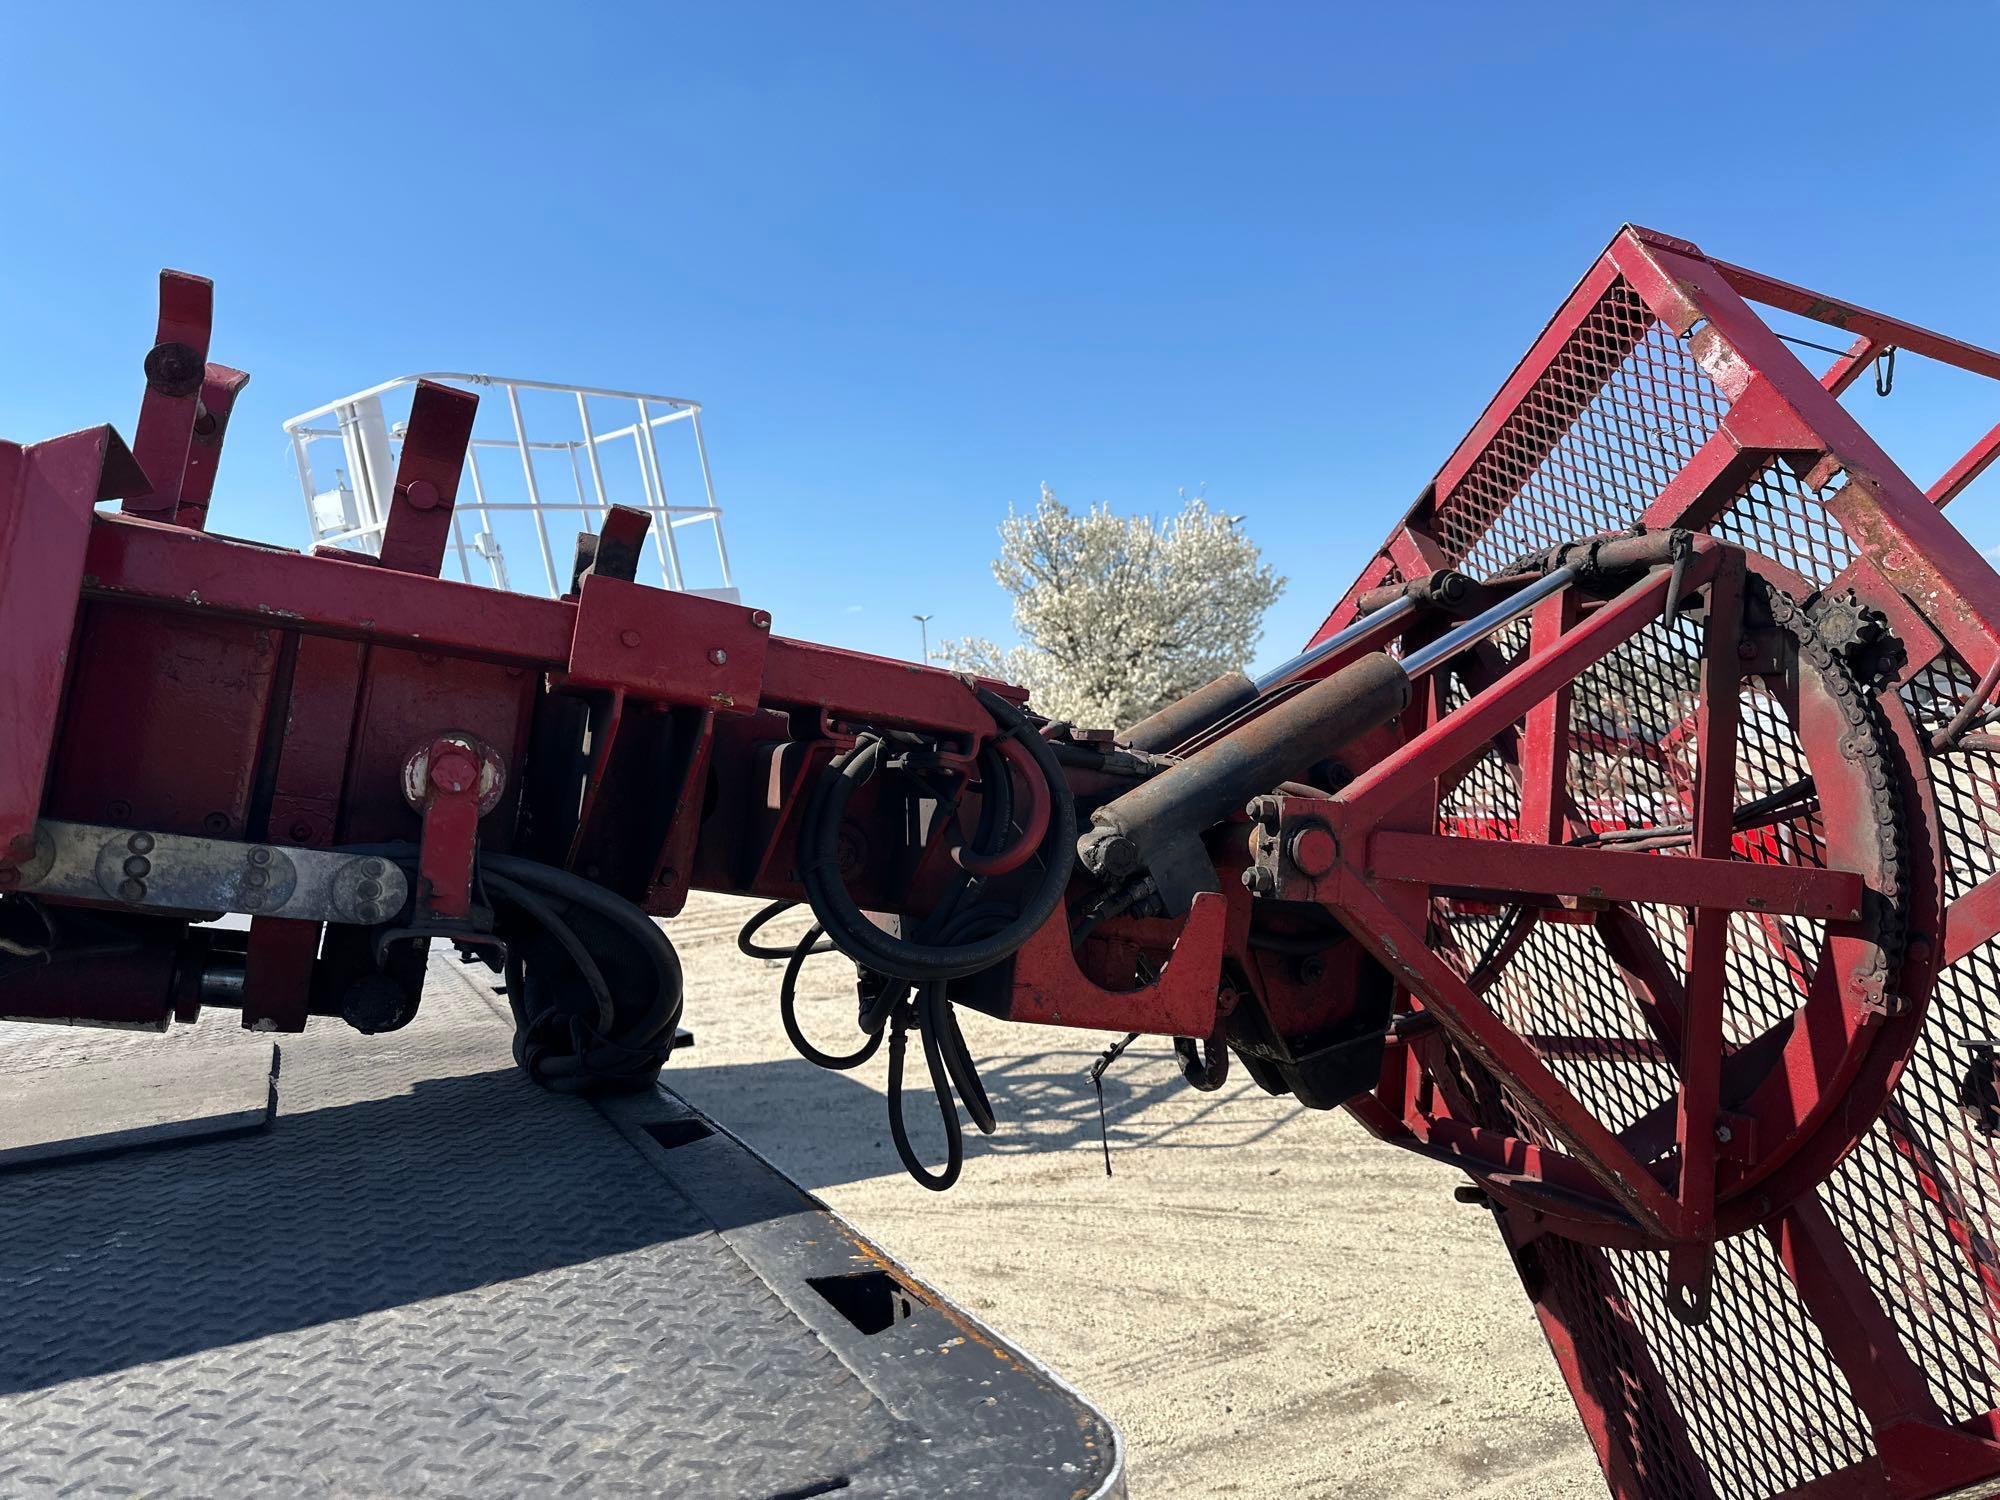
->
(1399, 567), (1576, 677)
(1254, 593), (1418, 693)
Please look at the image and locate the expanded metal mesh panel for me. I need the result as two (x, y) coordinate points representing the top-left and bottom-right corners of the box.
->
(1437, 604), (1836, 1145)
(1482, 915), (1679, 1135)
(1599, 1235), (1875, 1500)
(1711, 468), (1858, 590)
(1433, 279), (1729, 577)
(1421, 569), (1884, 1497)
(1529, 1235), (1717, 1500)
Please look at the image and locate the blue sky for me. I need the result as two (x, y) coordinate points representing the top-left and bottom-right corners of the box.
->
(5, 3), (1999, 672)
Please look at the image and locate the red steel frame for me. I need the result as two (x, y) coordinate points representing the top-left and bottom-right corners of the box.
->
(1290, 227), (2000, 1500)
(7, 232), (2000, 1499)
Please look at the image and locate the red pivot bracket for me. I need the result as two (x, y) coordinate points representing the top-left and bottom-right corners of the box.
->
(402, 734), (506, 921)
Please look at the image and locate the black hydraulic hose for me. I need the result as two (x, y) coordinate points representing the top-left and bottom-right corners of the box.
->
(481, 851), (682, 1043)
(738, 899), (836, 960)
(779, 920), (883, 1070)
(887, 993), (964, 1191)
(1174, 1031), (1230, 1091)
(798, 686), (1077, 982)
(925, 981), (995, 1136)
(483, 870), (615, 1034)
(336, 842), (682, 1089)
(777, 702), (1037, 1189)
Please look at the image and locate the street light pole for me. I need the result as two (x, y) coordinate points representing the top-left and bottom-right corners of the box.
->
(913, 613), (933, 663)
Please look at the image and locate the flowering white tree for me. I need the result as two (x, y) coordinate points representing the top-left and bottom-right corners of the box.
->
(938, 484), (1284, 728)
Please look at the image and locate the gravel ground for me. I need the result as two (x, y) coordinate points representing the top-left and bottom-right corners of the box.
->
(662, 892), (1607, 1500)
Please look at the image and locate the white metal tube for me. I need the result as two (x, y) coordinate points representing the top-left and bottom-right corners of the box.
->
(290, 432), (321, 548)
(573, 389), (614, 528)
(628, 427), (679, 588)
(636, 398), (687, 590)
(504, 383), (563, 596)
(461, 445), (508, 588)
(449, 511), (473, 583)
(566, 443), (595, 536)
(689, 408), (731, 589)
(283, 372), (700, 432)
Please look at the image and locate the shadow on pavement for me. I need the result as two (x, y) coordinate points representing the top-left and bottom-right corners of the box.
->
(0, 1067), (713, 1395)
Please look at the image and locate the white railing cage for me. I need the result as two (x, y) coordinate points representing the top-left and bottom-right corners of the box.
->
(283, 374), (737, 602)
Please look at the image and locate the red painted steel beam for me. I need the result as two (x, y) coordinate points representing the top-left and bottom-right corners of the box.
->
(377, 381), (478, 577)
(123, 271), (213, 519)
(1945, 872), (2000, 966)
(1515, 590), (1575, 844)
(83, 512), (580, 663)
(239, 915), (320, 1032)
(1323, 872), (1686, 1236)
(1928, 419), (2000, 508)
(1334, 551), (1717, 825)
(0, 427), (151, 864)
(1668, 550), (1746, 1306)
(81, 511), (1016, 749)
(1363, 832), (1862, 920)
(1709, 251), (2000, 384)
(172, 364), (249, 531)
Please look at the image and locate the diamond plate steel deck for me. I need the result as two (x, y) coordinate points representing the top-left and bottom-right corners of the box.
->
(0, 961), (1122, 1499)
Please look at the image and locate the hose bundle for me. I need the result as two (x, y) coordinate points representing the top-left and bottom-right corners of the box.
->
(747, 687), (1077, 1189)
(345, 843), (683, 1094)
(487, 851), (683, 1093)
(795, 687), (1077, 983)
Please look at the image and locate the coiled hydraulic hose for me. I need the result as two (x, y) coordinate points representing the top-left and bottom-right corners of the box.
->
(797, 686), (1077, 983)
(346, 843), (682, 1093)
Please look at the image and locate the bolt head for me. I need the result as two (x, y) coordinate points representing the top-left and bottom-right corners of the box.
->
(1285, 821), (1340, 879)
(143, 340), (203, 398)
(127, 832), (155, 855)
(619, 629), (642, 648)
(430, 751), (477, 794)
(708, 647), (728, 666)
(248, 846), (272, 867)
(123, 855), (151, 878)
(117, 878), (147, 902)
(289, 821), (315, 842)
(402, 479), (440, 511)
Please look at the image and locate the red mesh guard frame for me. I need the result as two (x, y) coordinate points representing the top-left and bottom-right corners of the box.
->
(1320, 227), (2000, 1500)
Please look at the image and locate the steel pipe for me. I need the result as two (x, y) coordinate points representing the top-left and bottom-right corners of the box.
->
(1400, 567), (1575, 676)
(1254, 594), (1417, 693)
